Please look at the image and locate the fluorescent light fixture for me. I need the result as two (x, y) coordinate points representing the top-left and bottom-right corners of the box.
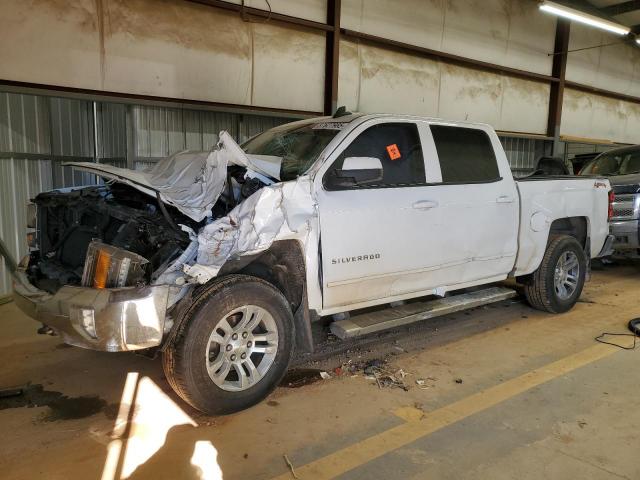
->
(539, 1), (631, 36)
(637, 38), (640, 45)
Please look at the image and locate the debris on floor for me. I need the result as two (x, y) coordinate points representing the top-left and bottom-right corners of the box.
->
(280, 369), (326, 388)
(362, 359), (411, 391)
(415, 377), (438, 390)
(283, 453), (299, 479)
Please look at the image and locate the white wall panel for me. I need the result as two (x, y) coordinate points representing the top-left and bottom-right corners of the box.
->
(0, 0), (103, 89)
(561, 89), (640, 144)
(0, 0), (325, 112)
(341, 0), (555, 76)
(251, 24), (325, 112)
(227, 0), (328, 23)
(566, 23), (640, 98)
(103, 0), (253, 105)
(341, 0), (446, 53)
(498, 76), (550, 134)
(338, 41), (549, 134)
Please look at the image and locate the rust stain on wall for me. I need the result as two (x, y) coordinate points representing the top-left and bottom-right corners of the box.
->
(18, 0), (98, 33)
(443, 64), (503, 101)
(95, 0), (105, 89)
(340, 40), (360, 62)
(359, 46), (439, 90)
(252, 23), (324, 64)
(503, 76), (549, 107)
(104, 0), (251, 60)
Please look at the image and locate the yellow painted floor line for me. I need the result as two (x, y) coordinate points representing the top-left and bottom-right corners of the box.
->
(272, 343), (619, 480)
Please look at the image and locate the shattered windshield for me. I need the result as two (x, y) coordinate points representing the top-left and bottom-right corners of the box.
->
(580, 149), (640, 176)
(242, 121), (340, 181)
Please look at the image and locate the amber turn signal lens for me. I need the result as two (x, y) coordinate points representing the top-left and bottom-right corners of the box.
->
(93, 249), (111, 289)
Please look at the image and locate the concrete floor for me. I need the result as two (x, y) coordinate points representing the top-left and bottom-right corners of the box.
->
(1, 264), (640, 480)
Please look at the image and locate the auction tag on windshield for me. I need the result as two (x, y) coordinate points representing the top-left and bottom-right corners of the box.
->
(312, 122), (344, 130)
(386, 144), (401, 160)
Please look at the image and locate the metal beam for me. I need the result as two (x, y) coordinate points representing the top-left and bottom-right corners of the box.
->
(547, 18), (571, 149)
(340, 29), (560, 84)
(565, 80), (640, 104)
(324, 0), (341, 115)
(0, 79), (322, 118)
(600, 0), (640, 15)
(185, 0), (334, 32)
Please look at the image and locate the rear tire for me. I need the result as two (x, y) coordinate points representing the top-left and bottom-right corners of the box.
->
(163, 275), (294, 415)
(523, 235), (587, 313)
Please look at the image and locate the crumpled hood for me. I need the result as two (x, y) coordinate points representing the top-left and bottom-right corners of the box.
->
(65, 131), (282, 222)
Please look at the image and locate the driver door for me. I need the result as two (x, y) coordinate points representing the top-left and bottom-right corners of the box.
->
(316, 120), (444, 310)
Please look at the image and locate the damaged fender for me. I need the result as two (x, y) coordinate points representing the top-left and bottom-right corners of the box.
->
(184, 177), (316, 284)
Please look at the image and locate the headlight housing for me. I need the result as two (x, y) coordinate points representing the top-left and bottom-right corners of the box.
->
(26, 203), (37, 229)
(81, 241), (149, 289)
(26, 203), (37, 250)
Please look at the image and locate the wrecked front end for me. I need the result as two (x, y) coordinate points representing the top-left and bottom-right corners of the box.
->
(13, 129), (319, 352)
(13, 182), (198, 351)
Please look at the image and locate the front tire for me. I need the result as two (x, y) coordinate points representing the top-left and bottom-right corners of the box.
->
(523, 235), (587, 313)
(163, 275), (294, 415)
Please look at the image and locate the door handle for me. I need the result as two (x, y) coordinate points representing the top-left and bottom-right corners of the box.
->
(496, 195), (514, 204)
(412, 200), (439, 210)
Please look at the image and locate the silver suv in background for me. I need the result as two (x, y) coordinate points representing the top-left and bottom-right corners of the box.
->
(580, 145), (640, 258)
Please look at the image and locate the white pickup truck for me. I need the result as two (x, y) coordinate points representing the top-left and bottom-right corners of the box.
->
(9, 112), (614, 414)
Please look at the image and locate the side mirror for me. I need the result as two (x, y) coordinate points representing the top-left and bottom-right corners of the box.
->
(329, 157), (383, 188)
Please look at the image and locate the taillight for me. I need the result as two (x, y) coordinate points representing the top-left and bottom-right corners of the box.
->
(608, 190), (615, 221)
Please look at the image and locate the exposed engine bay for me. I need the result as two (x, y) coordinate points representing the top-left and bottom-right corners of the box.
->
(23, 126), (323, 296)
(27, 165), (268, 294)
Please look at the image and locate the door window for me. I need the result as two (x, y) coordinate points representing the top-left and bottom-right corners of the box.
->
(430, 125), (500, 183)
(324, 122), (425, 189)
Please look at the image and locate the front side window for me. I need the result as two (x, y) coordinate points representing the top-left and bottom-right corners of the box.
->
(325, 122), (425, 189)
(430, 125), (500, 183)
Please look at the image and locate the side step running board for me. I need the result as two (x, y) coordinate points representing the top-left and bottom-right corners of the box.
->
(330, 286), (517, 339)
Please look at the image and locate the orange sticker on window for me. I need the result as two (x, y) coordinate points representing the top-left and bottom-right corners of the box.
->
(386, 144), (401, 160)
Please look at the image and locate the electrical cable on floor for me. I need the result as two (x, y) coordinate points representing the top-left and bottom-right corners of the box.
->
(595, 318), (640, 350)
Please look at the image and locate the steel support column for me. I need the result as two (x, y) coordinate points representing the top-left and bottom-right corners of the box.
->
(547, 18), (571, 155)
(324, 0), (341, 115)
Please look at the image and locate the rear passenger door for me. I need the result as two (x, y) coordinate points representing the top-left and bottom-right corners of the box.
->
(316, 120), (444, 310)
(427, 124), (519, 284)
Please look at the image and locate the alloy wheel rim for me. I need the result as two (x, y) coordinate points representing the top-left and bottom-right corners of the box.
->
(554, 251), (579, 300)
(205, 305), (278, 392)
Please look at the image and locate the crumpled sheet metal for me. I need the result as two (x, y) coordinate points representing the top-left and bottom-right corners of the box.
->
(64, 131), (252, 222)
(146, 151), (228, 222)
(184, 177), (315, 284)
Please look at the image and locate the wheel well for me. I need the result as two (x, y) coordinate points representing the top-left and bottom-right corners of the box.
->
(548, 217), (588, 249)
(217, 240), (313, 353)
(218, 239), (306, 312)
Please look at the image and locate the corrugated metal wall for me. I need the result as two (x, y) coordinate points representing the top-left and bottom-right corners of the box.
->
(0, 92), (100, 295)
(499, 135), (553, 175)
(131, 105), (290, 170)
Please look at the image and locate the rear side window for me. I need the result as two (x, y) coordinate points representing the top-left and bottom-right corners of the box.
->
(430, 125), (500, 183)
(326, 122), (425, 188)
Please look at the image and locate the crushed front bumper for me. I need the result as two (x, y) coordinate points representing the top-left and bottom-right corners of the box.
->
(12, 261), (170, 352)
